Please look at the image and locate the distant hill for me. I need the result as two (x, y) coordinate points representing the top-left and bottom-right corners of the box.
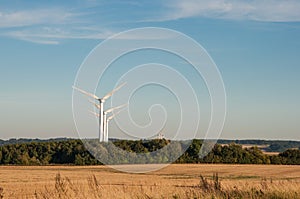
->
(216, 139), (300, 152)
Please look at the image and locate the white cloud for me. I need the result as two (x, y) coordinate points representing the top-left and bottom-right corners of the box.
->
(0, 9), (77, 28)
(18, 37), (60, 45)
(2, 26), (178, 45)
(163, 0), (300, 22)
(2, 27), (116, 44)
(0, 7), (114, 44)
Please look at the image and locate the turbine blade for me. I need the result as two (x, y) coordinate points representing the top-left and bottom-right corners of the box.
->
(88, 99), (101, 109)
(107, 108), (124, 121)
(89, 110), (100, 117)
(107, 114), (115, 121)
(73, 86), (99, 100)
(102, 82), (126, 101)
(105, 103), (127, 113)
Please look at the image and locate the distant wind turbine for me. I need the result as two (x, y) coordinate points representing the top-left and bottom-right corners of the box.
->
(103, 104), (127, 142)
(89, 104), (126, 142)
(73, 82), (126, 141)
(104, 108), (125, 142)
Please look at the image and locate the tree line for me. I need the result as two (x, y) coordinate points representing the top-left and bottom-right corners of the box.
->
(2, 138), (300, 152)
(0, 139), (299, 165)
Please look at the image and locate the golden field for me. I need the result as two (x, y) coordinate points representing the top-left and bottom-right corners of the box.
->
(0, 164), (300, 198)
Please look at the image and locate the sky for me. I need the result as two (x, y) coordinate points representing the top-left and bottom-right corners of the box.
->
(0, 0), (300, 140)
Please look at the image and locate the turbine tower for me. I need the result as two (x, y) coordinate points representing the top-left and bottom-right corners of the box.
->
(73, 82), (126, 141)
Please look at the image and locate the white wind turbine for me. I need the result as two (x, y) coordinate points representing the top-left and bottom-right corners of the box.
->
(104, 109), (125, 142)
(73, 82), (126, 142)
(89, 104), (126, 142)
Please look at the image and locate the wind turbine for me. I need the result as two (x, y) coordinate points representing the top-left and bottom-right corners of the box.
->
(73, 82), (126, 142)
(104, 109), (125, 142)
(102, 104), (127, 142)
(89, 104), (126, 142)
(89, 101), (126, 140)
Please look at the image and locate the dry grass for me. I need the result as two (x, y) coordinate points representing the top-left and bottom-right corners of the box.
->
(0, 164), (299, 198)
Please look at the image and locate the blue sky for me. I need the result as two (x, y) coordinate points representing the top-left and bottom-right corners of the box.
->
(0, 0), (300, 140)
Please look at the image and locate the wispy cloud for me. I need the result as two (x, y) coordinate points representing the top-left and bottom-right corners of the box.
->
(0, 6), (169, 44)
(163, 0), (300, 22)
(1, 1), (300, 45)
(2, 27), (116, 44)
(0, 8), (78, 28)
(0, 7), (114, 44)
(2, 26), (177, 45)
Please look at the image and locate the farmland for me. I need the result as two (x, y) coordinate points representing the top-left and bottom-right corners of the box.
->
(0, 164), (300, 198)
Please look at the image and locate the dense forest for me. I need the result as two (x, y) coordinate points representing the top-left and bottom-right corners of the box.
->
(0, 139), (299, 165)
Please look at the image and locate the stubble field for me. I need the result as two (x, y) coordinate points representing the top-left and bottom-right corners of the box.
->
(0, 164), (300, 198)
